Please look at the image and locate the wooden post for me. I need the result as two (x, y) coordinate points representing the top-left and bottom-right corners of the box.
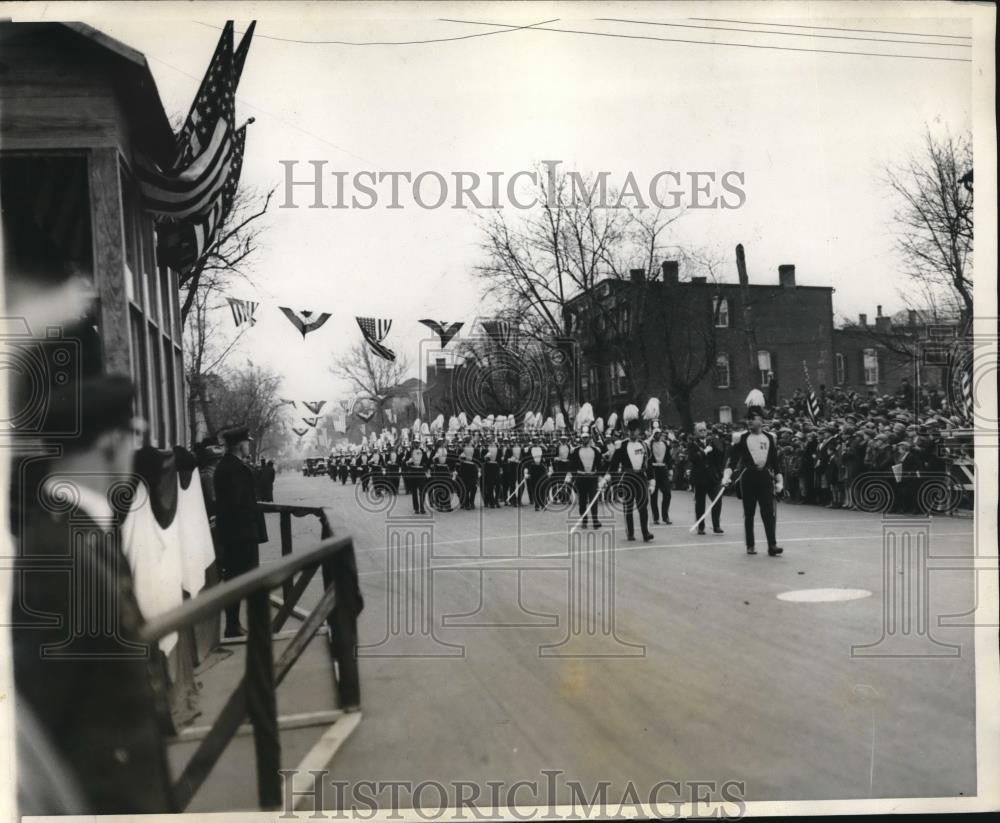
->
(280, 511), (293, 603)
(245, 591), (281, 809)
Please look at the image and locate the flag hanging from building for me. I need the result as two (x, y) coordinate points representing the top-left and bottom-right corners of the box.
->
(137, 22), (237, 219)
(226, 296), (258, 327)
(279, 307), (332, 339)
(960, 363), (973, 422)
(302, 400), (327, 415)
(357, 317), (396, 361)
(302, 417), (319, 428)
(419, 319), (463, 348)
(482, 319), (515, 348)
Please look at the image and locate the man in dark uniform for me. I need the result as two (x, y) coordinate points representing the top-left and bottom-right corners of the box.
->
(457, 438), (480, 510)
(687, 421), (726, 535)
(552, 436), (573, 505)
(566, 428), (604, 529)
(214, 426), (264, 636)
(723, 406), (784, 555)
(430, 440), (457, 512)
(385, 446), (402, 494)
(605, 419), (655, 541)
(525, 437), (549, 511)
(648, 428), (674, 525)
(407, 440), (431, 514)
(481, 437), (502, 508)
(503, 437), (524, 505)
(11, 376), (175, 814)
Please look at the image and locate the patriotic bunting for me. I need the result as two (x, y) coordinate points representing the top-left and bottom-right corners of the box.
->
(280, 307), (332, 339)
(356, 409), (375, 423)
(481, 319), (515, 349)
(278, 398), (296, 408)
(227, 297), (258, 327)
(292, 427), (308, 438)
(357, 317), (395, 361)
(802, 361), (822, 423)
(960, 364), (973, 422)
(419, 319), (464, 348)
(302, 400), (327, 415)
(302, 417), (319, 428)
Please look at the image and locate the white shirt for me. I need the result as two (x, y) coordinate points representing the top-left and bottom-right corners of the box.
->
(578, 446), (596, 472)
(747, 433), (770, 468)
(651, 440), (668, 464)
(627, 441), (645, 471)
(531, 446), (543, 463)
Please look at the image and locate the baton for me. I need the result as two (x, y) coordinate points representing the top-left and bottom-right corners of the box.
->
(570, 477), (605, 533)
(506, 478), (527, 503)
(689, 468), (746, 533)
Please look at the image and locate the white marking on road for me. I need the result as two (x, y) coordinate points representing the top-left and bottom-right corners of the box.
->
(292, 711), (362, 811)
(776, 588), (873, 602)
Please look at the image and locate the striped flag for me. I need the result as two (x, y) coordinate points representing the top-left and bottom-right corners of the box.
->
(419, 319), (463, 348)
(226, 296), (258, 327)
(960, 364), (973, 422)
(302, 400), (327, 415)
(802, 360), (821, 424)
(482, 319), (515, 348)
(279, 307), (332, 338)
(137, 23), (236, 219)
(357, 317), (395, 361)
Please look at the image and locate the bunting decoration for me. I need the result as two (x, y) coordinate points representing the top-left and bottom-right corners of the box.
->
(302, 400), (327, 415)
(280, 307), (332, 339)
(356, 409), (375, 423)
(227, 297), (258, 327)
(482, 319), (515, 349)
(419, 319), (464, 348)
(302, 417), (319, 428)
(357, 317), (396, 361)
(291, 427), (308, 438)
(960, 363), (973, 422)
(278, 398), (296, 408)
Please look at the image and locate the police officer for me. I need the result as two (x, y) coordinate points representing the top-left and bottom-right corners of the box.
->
(214, 426), (264, 637)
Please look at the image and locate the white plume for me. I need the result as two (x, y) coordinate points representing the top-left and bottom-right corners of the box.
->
(575, 402), (594, 431)
(420, 422), (430, 435)
(623, 403), (639, 423)
(745, 389), (766, 408)
(607, 412), (619, 431)
(642, 397), (660, 420)
(431, 414), (445, 432)
(594, 416), (605, 434)
(448, 415), (459, 432)
(555, 412), (566, 430)
(542, 416), (555, 433)
(458, 411), (468, 428)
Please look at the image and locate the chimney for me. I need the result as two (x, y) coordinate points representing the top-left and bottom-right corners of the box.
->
(876, 305), (883, 317)
(629, 268), (646, 284)
(778, 264), (796, 287)
(736, 244), (749, 287)
(661, 260), (679, 285)
(875, 314), (892, 332)
(859, 313), (868, 327)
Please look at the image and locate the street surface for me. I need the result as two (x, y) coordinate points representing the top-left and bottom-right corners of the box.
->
(224, 471), (978, 809)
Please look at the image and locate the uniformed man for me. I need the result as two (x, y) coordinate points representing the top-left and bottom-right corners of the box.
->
(687, 421), (726, 535)
(605, 419), (655, 541)
(12, 375), (175, 813)
(525, 437), (549, 511)
(482, 437), (502, 508)
(648, 428), (674, 525)
(504, 437), (524, 506)
(566, 429), (604, 529)
(430, 440), (456, 512)
(458, 438), (480, 510)
(407, 440), (431, 514)
(214, 426), (265, 636)
(552, 436), (572, 505)
(723, 406), (784, 555)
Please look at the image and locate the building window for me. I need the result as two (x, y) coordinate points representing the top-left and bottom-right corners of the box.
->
(835, 353), (846, 385)
(715, 353), (730, 388)
(619, 304), (631, 334)
(863, 348), (879, 385)
(712, 296), (729, 328)
(719, 406), (733, 424)
(613, 363), (628, 395)
(757, 350), (772, 386)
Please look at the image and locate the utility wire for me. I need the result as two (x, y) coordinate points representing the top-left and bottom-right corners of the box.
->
(689, 17), (972, 40)
(438, 18), (972, 63)
(192, 17), (560, 45)
(597, 17), (971, 48)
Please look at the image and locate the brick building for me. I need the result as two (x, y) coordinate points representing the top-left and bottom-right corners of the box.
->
(565, 260), (835, 428)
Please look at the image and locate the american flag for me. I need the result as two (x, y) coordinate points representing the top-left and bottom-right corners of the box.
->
(357, 317), (396, 361)
(226, 296), (258, 327)
(137, 22), (236, 219)
(302, 400), (327, 415)
(960, 364), (973, 422)
(279, 307), (332, 338)
(419, 319), (463, 348)
(482, 319), (515, 348)
(802, 360), (822, 424)
(302, 417), (319, 428)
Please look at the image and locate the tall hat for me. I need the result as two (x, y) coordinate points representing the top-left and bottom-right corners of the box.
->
(574, 402), (595, 433)
(607, 412), (618, 432)
(623, 403), (639, 424)
(555, 412), (566, 431)
(642, 397), (661, 431)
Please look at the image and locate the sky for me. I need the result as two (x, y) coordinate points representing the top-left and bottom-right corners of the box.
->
(7, 1), (977, 407)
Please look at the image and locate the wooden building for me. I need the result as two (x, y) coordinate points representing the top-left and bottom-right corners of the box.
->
(1, 22), (187, 447)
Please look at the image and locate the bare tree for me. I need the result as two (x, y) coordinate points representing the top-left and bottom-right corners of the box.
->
(885, 129), (973, 323)
(179, 185), (275, 326)
(208, 360), (287, 458)
(330, 343), (412, 432)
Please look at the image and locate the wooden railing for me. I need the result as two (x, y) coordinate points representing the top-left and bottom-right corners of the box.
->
(139, 509), (362, 811)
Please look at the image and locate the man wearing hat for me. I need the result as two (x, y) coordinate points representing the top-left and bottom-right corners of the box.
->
(11, 375), (174, 813)
(648, 427), (674, 525)
(723, 407), (784, 555)
(687, 422), (726, 535)
(481, 437), (502, 508)
(214, 426), (266, 636)
(566, 428), (604, 529)
(605, 418), (655, 541)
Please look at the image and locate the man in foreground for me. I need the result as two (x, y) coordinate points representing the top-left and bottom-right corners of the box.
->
(723, 406), (784, 556)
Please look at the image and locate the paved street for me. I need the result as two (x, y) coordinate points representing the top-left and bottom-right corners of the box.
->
(242, 470), (980, 809)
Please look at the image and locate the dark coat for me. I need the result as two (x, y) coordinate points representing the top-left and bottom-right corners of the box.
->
(687, 436), (726, 486)
(727, 430), (782, 475)
(12, 507), (174, 814)
(567, 445), (605, 475)
(213, 452), (266, 551)
(607, 439), (653, 480)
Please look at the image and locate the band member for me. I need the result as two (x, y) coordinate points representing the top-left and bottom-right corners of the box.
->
(214, 426), (266, 637)
(524, 438), (549, 511)
(385, 447), (401, 494)
(406, 441), (431, 514)
(430, 440), (456, 512)
(504, 438), (524, 506)
(723, 406), (784, 555)
(648, 428), (673, 525)
(566, 429), (604, 529)
(687, 421), (726, 535)
(338, 454), (349, 484)
(552, 436), (572, 505)
(482, 438), (502, 508)
(457, 438), (480, 510)
(605, 419), (655, 541)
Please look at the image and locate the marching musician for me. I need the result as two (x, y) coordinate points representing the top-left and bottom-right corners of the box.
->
(687, 421), (726, 535)
(605, 419), (655, 542)
(566, 428), (604, 529)
(722, 406), (784, 556)
(482, 437), (502, 508)
(458, 438), (480, 510)
(648, 427), (674, 525)
(504, 437), (524, 506)
(524, 437), (549, 511)
(407, 440), (431, 514)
